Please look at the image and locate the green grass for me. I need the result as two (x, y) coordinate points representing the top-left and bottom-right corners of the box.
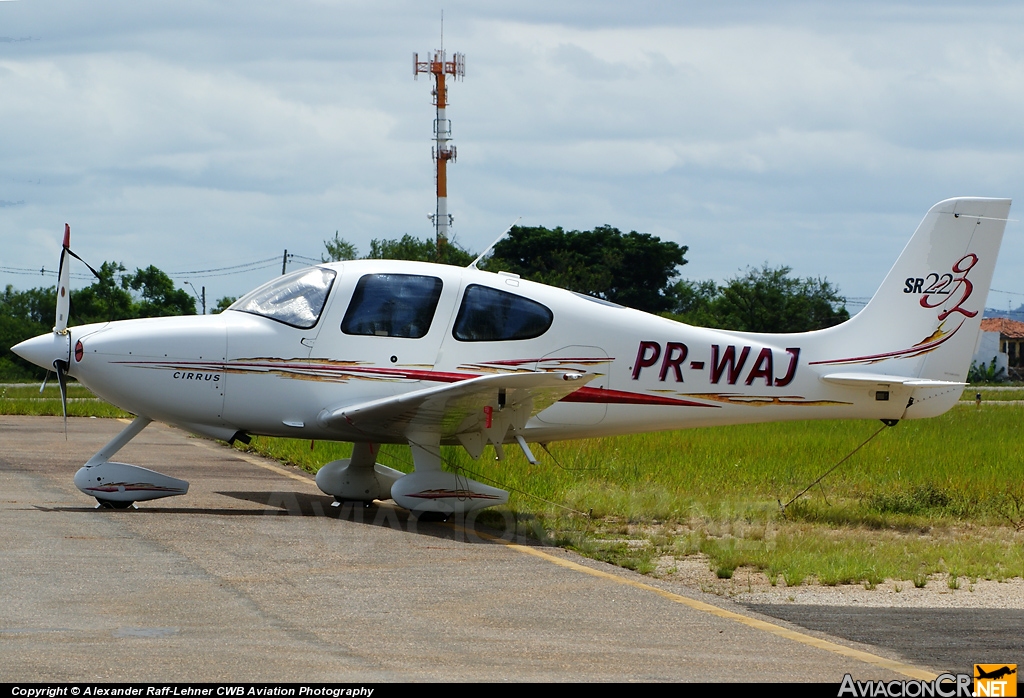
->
(960, 388), (1024, 402)
(230, 403), (1024, 587)
(0, 382), (133, 418)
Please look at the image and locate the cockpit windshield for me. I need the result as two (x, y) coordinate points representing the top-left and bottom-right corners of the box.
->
(229, 267), (337, 329)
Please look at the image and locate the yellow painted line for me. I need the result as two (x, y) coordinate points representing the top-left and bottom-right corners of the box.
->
(472, 528), (938, 681)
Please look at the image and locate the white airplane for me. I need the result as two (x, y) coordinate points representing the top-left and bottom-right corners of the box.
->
(13, 197), (1011, 515)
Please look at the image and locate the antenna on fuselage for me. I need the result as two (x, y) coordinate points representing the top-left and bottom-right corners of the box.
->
(468, 216), (521, 269)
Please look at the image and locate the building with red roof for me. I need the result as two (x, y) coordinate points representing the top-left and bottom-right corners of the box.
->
(980, 318), (1024, 369)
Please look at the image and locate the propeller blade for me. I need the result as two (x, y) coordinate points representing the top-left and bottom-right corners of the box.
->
(40, 370), (50, 394)
(54, 224), (71, 333)
(54, 359), (69, 439)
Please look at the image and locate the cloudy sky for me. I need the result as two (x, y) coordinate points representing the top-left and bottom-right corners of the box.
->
(2, 0), (1023, 312)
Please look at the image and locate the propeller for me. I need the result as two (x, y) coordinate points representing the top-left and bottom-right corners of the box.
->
(53, 223), (73, 437)
(54, 356), (69, 438)
(44, 223), (100, 437)
(55, 223), (71, 333)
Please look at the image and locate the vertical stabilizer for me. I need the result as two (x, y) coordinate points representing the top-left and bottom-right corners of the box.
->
(810, 198), (1010, 404)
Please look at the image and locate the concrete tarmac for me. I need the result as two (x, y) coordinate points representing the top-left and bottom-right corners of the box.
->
(745, 605), (1024, 677)
(1, 416), (940, 682)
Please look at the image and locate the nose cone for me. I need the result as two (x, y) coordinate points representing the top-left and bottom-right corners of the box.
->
(12, 332), (69, 370)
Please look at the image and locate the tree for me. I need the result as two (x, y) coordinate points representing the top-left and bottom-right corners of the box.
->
(366, 233), (475, 266)
(122, 266), (196, 318)
(70, 261), (135, 323)
(365, 234), (433, 262)
(323, 232), (475, 267)
(1, 263), (199, 378)
(213, 296), (236, 314)
(666, 265), (849, 333)
(322, 231), (357, 262)
(483, 225), (688, 314)
(0, 284), (53, 325)
(68, 262), (196, 323)
(0, 286), (50, 379)
(667, 279), (720, 328)
(968, 357), (1006, 384)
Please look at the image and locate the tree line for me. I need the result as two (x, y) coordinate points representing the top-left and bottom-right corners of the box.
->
(1, 226), (848, 379)
(324, 227), (849, 331)
(0, 263), (198, 379)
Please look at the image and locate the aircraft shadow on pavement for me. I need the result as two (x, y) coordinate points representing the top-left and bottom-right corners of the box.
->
(214, 489), (531, 544)
(31, 490), (539, 545)
(215, 489), (537, 544)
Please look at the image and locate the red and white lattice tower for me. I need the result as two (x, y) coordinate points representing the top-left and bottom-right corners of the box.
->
(414, 41), (465, 258)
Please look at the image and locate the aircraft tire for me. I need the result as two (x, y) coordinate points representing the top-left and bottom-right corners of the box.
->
(413, 511), (451, 523)
(95, 498), (134, 510)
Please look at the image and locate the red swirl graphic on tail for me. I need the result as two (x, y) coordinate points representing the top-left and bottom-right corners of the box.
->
(920, 253), (977, 321)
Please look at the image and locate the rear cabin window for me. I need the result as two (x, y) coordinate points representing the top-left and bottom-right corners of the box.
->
(453, 284), (553, 342)
(341, 274), (443, 339)
(230, 267), (336, 329)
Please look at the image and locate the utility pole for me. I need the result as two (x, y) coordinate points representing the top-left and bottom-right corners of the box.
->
(184, 281), (206, 315)
(282, 249), (288, 275)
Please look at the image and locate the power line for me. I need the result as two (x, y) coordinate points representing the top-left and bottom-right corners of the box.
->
(288, 254), (323, 264)
(1, 254), (315, 282)
(175, 260), (283, 279)
(166, 256), (282, 276)
(0, 266), (93, 281)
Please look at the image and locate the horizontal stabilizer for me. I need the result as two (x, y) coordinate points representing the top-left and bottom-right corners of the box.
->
(317, 371), (596, 441)
(821, 373), (966, 388)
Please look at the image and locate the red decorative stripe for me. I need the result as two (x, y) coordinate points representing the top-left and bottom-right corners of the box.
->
(406, 490), (501, 500)
(119, 359), (720, 408)
(562, 387), (718, 408)
(809, 322), (962, 366)
(84, 483), (184, 493)
(476, 357), (613, 366)
(117, 359), (475, 384)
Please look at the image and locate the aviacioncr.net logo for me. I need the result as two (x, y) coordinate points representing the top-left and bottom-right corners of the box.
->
(839, 673), (972, 697)
(974, 665), (1017, 697)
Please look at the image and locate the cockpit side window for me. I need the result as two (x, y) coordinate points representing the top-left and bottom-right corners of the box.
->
(341, 274), (443, 339)
(230, 267), (336, 329)
(453, 284), (553, 342)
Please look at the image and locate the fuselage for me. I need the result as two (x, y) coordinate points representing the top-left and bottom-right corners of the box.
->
(23, 257), (964, 446)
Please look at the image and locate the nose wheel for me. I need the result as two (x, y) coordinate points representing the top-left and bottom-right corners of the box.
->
(95, 498), (137, 510)
(412, 511), (451, 523)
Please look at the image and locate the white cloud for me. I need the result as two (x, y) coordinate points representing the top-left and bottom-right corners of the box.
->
(1, 1), (1023, 308)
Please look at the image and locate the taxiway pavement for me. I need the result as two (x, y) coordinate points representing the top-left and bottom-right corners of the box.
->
(0, 416), (972, 682)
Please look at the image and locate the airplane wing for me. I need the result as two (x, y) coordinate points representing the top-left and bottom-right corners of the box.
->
(316, 371), (596, 446)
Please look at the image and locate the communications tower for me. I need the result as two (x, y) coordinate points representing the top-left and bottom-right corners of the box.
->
(414, 39), (465, 258)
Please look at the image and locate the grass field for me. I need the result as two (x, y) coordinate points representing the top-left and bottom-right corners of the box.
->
(230, 400), (1024, 586)
(963, 387), (1024, 402)
(0, 382), (132, 418)
(5, 382), (1023, 587)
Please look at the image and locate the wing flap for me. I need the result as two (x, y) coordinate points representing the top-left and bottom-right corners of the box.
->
(317, 371), (596, 441)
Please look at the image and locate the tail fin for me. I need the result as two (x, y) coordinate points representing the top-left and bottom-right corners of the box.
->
(811, 197), (1010, 415)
